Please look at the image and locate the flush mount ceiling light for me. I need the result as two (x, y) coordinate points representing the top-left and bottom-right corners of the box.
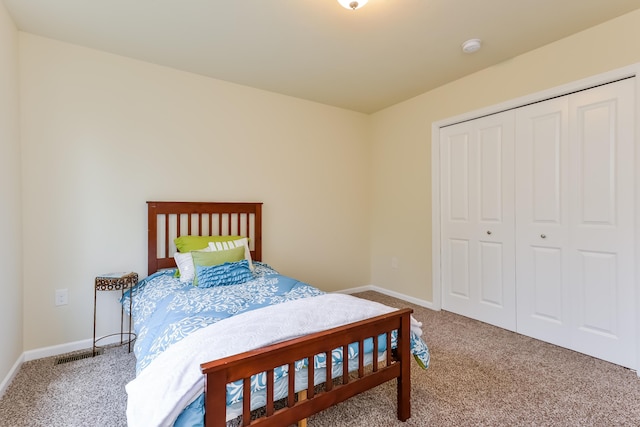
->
(461, 38), (482, 54)
(338, 0), (368, 10)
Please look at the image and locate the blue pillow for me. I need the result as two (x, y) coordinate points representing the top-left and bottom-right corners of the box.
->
(194, 260), (254, 288)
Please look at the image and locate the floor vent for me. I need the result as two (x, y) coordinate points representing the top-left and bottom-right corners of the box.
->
(55, 349), (102, 365)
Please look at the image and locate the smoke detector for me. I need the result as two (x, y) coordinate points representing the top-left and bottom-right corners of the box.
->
(461, 38), (482, 54)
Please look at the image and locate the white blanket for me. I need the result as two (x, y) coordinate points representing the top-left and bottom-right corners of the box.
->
(126, 293), (422, 427)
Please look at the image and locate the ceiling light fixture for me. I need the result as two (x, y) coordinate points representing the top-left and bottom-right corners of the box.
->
(338, 0), (368, 10)
(461, 38), (482, 54)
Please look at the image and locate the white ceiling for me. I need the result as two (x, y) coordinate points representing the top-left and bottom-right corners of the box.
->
(4, 0), (640, 113)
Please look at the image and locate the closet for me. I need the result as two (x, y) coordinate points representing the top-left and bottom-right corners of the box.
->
(438, 78), (636, 369)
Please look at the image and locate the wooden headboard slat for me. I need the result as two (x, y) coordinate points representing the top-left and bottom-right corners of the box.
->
(147, 201), (263, 276)
(165, 216), (170, 260)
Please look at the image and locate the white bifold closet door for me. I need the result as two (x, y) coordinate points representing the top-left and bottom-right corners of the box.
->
(515, 78), (636, 368)
(440, 111), (516, 331)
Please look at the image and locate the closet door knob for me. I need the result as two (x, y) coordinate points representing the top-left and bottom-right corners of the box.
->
(486, 230), (492, 235)
(541, 234), (546, 239)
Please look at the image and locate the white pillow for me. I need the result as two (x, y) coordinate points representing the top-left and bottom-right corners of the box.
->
(174, 247), (211, 282)
(208, 237), (254, 270)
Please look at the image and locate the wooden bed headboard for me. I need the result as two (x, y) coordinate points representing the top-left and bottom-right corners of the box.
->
(147, 201), (263, 275)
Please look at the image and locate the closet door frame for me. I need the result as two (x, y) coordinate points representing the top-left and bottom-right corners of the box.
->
(431, 63), (640, 373)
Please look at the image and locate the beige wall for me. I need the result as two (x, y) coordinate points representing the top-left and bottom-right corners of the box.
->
(0, 1), (22, 384)
(19, 34), (370, 351)
(370, 9), (640, 303)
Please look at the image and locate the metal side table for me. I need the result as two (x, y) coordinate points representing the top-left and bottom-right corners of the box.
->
(93, 272), (138, 356)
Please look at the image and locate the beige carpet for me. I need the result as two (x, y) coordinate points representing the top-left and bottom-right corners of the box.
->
(311, 291), (640, 426)
(2, 291), (640, 426)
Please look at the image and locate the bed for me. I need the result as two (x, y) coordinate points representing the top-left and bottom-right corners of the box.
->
(124, 201), (430, 427)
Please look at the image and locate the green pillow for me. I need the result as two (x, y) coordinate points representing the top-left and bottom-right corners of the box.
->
(174, 235), (243, 253)
(191, 246), (245, 286)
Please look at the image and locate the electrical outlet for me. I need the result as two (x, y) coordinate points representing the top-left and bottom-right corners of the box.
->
(391, 257), (399, 269)
(55, 289), (68, 306)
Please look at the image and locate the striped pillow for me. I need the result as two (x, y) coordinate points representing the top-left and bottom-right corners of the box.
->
(208, 237), (253, 270)
(195, 260), (254, 288)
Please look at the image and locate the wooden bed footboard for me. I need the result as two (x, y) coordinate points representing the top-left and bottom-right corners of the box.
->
(200, 308), (413, 427)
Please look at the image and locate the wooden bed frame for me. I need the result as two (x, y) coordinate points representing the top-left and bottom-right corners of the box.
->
(147, 201), (413, 427)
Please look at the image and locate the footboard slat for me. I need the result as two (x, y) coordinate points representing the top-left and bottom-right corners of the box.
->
(386, 333), (393, 367)
(307, 357), (315, 399)
(373, 335), (379, 372)
(266, 369), (274, 417)
(242, 379), (250, 427)
(201, 308), (414, 427)
(342, 344), (349, 384)
(325, 351), (333, 392)
(358, 339), (364, 378)
(287, 362), (295, 408)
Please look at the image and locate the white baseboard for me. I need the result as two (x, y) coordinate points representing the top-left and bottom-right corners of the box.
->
(334, 285), (375, 294)
(0, 354), (24, 398)
(23, 338), (94, 362)
(337, 285), (438, 311)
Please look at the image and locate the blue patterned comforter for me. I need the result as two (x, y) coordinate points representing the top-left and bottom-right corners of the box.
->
(123, 263), (430, 426)
(123, 263), (325, 374)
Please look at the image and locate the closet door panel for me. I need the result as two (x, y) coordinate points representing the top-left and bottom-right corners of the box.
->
(479, 126), (503, 222)
(448, 133), (470, 221)
(448, 238), (470, 298)
(579, 107), (615, 224)
(477, 122), (509, 310)
(441, 122), (476, 317)
(568, 79), (635, 368)
(441, 111), (516, 330)
(479, 241), (504, 307)
(531, 247), (563, 324)
(515, 97), (571, 345)
(531, 112), (563, 223)
(577, 250), (618, 335)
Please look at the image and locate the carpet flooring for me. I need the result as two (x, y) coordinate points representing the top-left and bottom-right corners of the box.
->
(2, 291), (640, 426)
